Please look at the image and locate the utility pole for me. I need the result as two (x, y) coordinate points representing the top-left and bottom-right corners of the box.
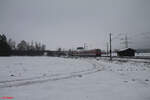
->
(84, 43), (88, 50)
(84, 43), (86, 49)
(125, 34), (128, 48)
(107, 42), (109, 56)
(109, 33), (112, 60)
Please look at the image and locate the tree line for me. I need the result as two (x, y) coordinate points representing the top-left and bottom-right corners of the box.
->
(0, 34), (46, 56)
(8, 39), (46, 51)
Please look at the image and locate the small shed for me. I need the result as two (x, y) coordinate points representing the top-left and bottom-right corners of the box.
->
(117, 48), (135, 57)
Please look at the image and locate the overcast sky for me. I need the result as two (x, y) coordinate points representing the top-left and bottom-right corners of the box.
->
(0, 0), (150, 50)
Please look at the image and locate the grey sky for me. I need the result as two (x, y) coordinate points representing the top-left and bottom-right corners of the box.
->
(0, 0), (150, 50)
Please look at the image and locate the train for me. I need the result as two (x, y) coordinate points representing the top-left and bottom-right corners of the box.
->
(70, 49), (101, 57)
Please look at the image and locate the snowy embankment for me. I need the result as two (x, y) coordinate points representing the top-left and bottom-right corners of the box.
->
(0, 57), (150, 100)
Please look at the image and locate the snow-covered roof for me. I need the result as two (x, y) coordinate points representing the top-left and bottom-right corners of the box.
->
(118, 48), (135, 51)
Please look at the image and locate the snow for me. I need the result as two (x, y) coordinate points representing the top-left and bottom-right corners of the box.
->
(102, 53), (150, 57)
(0, 57), (150, 100)
(135, 53), (150, 56)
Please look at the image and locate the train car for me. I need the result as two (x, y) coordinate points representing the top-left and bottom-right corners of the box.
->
(71, 49), (101, 57)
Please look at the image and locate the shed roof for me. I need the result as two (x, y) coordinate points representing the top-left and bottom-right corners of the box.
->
(118, 48), (135, 52)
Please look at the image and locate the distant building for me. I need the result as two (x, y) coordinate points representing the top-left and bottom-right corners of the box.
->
(117, 48), (135, 57)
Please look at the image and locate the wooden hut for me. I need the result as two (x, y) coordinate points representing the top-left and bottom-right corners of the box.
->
(117, 48), (135, 57)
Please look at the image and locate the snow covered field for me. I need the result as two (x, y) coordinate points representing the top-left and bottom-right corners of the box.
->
(0, 57), (150, 100)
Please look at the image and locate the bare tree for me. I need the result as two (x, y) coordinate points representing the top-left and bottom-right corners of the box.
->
(17, 40), (28, 50)
(8, 38), (16, 50)
(41, 44), (46, 51)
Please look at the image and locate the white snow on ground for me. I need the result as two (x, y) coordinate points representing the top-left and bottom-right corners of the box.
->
(135, 53), (150, 56)
(0, 57), (93, 81)
(0, 57), (150, 100)
(102, 53), (150, 57)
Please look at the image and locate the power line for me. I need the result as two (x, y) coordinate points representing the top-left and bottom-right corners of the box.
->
(120, 34), (132, 48)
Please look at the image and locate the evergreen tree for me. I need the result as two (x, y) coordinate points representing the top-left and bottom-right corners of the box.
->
(0, 34), (12, 56)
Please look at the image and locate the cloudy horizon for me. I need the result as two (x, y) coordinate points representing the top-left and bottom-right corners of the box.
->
(0, 0), (150, 50)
